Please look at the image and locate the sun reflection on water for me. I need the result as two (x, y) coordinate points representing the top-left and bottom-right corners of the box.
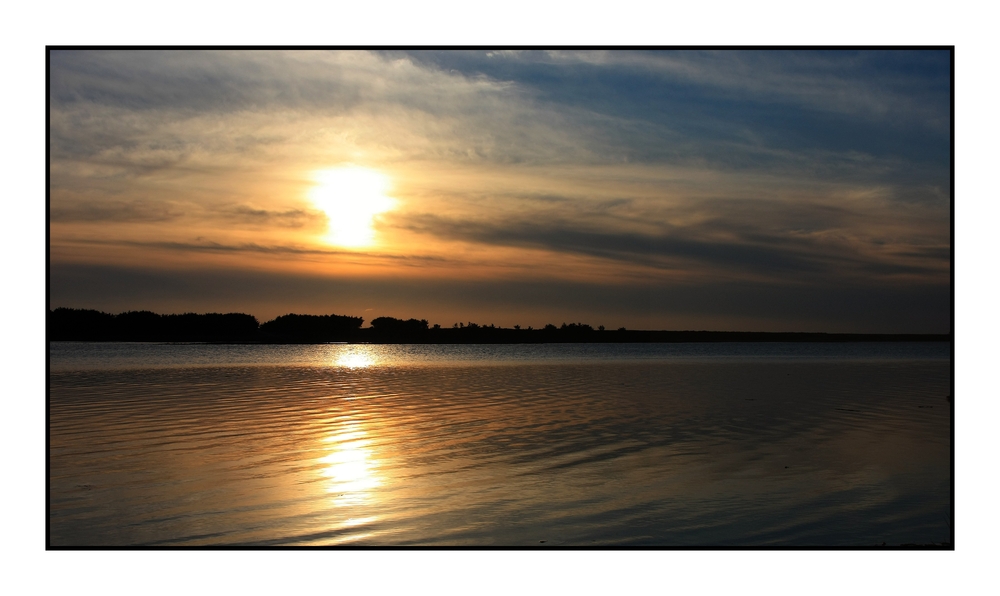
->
(315, 347), (393, 541)
(335, 353), (375, 369)
(332, 347), (380, 369)
(320, 426), (381, 509)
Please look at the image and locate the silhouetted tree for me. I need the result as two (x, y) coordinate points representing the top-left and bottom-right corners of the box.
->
(50, 308), (115, 341)
(369, 317), (429, 341)
(162, 312), (259, 341)
(370, 317), (428, 332)
(260, 313), (363, 342)
(115, 310), (162, 339)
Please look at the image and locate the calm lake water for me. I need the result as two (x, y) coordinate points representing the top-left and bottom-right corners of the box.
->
(49, 342), (952, 547)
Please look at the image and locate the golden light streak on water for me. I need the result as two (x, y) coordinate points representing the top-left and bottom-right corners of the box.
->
(320, 424), (382, 512)
(334, 352), (376, 369)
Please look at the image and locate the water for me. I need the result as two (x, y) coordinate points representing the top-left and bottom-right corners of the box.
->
(49, 342), (952, 546)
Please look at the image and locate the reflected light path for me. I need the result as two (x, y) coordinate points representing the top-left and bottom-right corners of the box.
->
(316, 346), (393, 541)
(320, 425), (381, 508)
(316, 417), (386, 543)
(336, 353), (375, 369)
(331, 346), (380, 369)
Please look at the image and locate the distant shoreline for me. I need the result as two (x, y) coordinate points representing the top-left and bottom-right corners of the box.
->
(48, 308), (949, 344)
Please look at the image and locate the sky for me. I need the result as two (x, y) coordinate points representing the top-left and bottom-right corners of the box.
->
(48, 49), (951, 333)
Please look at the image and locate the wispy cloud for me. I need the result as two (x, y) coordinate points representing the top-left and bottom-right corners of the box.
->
(213, 205), (323, 229)
(62, 237), (453, 266)
(394, 209), (948, 285)
(49, 50), (596, 170)
(50, 199), (183, 222)
(536, 50), (949, 127)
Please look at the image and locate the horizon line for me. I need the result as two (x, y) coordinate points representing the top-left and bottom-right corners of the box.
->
(47, 307), (951, 337)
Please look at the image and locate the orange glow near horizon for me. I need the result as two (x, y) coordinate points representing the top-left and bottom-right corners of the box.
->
(309, 166), (396, 248)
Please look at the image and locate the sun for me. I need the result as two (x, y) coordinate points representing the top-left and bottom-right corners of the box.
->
(310, 166), (396, 247)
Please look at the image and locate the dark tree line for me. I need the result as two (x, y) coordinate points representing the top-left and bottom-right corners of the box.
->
(50, 308), (363, 343)
(49, 308), (260, 342)
(49, 308), (950, 344)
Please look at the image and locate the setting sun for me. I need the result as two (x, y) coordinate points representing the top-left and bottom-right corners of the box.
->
(310, 166), (395, 248)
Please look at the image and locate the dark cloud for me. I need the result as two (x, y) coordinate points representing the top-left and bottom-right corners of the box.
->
(48, 202), (323, 228)
(214, 205), (323, 229)
(894, 246), (951, 260)
(394, 211), (948, 283)
(50, 200), (182, 223)
(434, 51), (949, 204)
(65, 238), (450, 266)
(410, 50), (950, 127)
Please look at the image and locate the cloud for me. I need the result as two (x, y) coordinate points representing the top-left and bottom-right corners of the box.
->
(50, 200), (183, 222)
(392, 50), (950, 186)
(62, 237), (451, 266)
(48, 50), (595, 170)
(536, 50), (950, 127)
(48, 199), (324, 228)
(393, 209), (948, 285)
(213, 205), (323, 229)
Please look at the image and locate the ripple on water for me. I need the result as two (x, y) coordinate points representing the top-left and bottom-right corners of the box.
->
(49, 347), (951, 546)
